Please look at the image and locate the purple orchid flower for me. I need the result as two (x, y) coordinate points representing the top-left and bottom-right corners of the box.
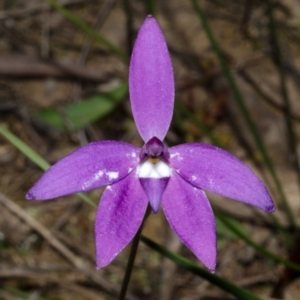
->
(26, 16), (275, 272)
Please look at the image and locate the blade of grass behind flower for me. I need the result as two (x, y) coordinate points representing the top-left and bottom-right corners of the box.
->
(175, 99), (220, 146)
(3, 286), (49, 300)
(141, 236), (263, 300)
(191, 0), (295, 229)
(0, 124), (96, 208)
(267, 0), (300, 191)
(146, 0), (156, 15)
(44, 0), (127, 61)
(215, 211), (300, 272)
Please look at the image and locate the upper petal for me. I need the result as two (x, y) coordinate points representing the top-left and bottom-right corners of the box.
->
(26, 141), (140, 200)
(162, 172), (216, 271)
(129, 16), (174, 142)
(169, 143), (275, 212)
(95, 171), (148, 268)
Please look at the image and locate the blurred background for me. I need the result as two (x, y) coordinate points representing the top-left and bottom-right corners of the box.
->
(1, 0), (300, 299)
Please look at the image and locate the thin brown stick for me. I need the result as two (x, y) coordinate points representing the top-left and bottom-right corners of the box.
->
(0, 192), (138, 300)
(238, 68), (300, 122)
(0, 266), (74, 278)
(0, 55), (110, 82)
(0, 0), (89, 20)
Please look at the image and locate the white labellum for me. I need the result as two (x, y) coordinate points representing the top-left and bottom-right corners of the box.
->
(137, 159), (171, 179)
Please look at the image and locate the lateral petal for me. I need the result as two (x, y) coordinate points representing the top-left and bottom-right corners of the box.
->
(169, 143), (275, 212)
(95, 171), (148, 268)
(129, 16), (174, 142)
(26, 141), (140, 200)
(162, 172), (216, 272)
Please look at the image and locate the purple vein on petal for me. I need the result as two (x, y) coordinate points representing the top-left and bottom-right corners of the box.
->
(95, 171), (148, 268)
(129, 15), (174, 142)
(169, 143), (275, 212)
(26, 141), (140, 200)
(162, 172), (217, 272)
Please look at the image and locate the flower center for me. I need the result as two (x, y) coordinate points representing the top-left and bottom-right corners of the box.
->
(139, 136), (169, 161)
(137, 158), (171, 179)
(138, 136), (171, 179)
(137, 137), (171, 213)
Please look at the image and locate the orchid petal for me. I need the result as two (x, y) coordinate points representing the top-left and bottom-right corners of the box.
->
(26, 141), (140, 200)
(95, 171), (148, 268)
(129, 15), (174, 142)
(169, 143), (275, 212)
(162, 172), (216, 271)
(139, 178), (169, 213)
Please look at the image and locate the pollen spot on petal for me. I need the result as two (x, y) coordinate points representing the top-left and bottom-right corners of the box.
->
(82, 170), (104, 190)
(191, 175), (197, 181)
(95, 170), (104, 179)
(107, 171), (119, 180)
(170, 152), (183, 160)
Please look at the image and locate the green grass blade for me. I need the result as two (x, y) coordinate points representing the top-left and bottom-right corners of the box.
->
(0, 124), (96, 208)
(191, 0), (295, 229)
(175, 99), (220, 146)
(141, 236), (263, 300)
(0, 125), (50, 170)
(45, 0), (127, 61)
(146, 0), (156, 15)
(267, 0), (300, 190)
(3, 286), (49, 300)
(215, 211), (300, 272)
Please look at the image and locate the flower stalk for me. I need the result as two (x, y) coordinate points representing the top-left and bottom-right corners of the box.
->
(118, 205), (151, 300)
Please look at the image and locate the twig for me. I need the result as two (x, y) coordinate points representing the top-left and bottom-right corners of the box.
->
(0, 267), (75, 278)
(238, 69), (300, 122)
(236, 272), (276, 287)
(0, 0), (89, 20)
(0, 55), (111, 82)
(0, 192), (137, 300)
(267, 0), (300, 195)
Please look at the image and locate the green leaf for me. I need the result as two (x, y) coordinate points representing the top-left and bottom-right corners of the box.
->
(216, 216), (246, 240)
(141, 236), (263, 300)
(36, 82), (127, 131)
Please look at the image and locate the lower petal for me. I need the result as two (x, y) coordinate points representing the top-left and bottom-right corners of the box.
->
(95, 171), (148, 268)
(139, 177), (169, 214)
(162, 172), (216, 272)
